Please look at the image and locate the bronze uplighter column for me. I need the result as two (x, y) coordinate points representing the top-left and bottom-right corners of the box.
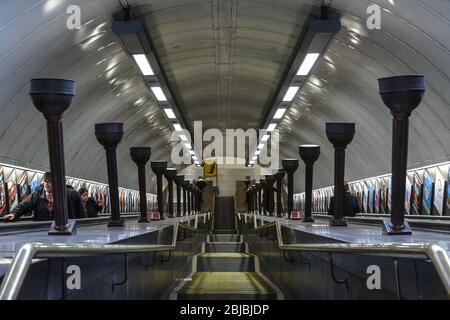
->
(299, 145), (320, 223)
(130, 147), (151, 223)
(244, 180), (251, 213)
(378, 75), (425, 235)
(197, 178), (207, 213)
(255, 182), (262, 214)
(30, 78), (76, 235)
(95, 123), (125, 227)
(183, 180), (190, 215)
(282, 159), (299, 218)
(174, 175), (184, 217)
(260, 179), (268, 215)
(275, 169), (285, 217)
(265, 175), (276, 216)
(164, 168), (177, 218)
(151, 161), (167, 220)
(326, 123), (355, 227)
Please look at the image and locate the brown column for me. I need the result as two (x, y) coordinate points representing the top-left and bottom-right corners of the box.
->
(378, 75), (425, 235)
(326, 123), (355, 227)
(244, 180), (251, 213)
(183, 181), (189, 215)
(299, 145), (320, 223)
(282, 159), (299, 218)
(255, 182), (262, 214)
(164, 168), (177, 218)
(95, 123), (125, 227)
(197, 178), (207, 213)
(130, 147), (151, 223)
(265, 175), (276, 216)
(274, 169), (285, 217)
(29, 78), (76, 235)
(151, 161), (167, 219)
(174, 175), (184, 217)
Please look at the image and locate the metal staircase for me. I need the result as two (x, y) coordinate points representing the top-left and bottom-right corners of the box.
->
(173, 230), (282, 300)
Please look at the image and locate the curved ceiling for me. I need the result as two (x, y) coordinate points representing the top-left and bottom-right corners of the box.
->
(0, 0), (448, 193)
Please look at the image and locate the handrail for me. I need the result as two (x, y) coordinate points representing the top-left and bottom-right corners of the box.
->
(246, 215), (450, 297)
(0, 222), (184, 300)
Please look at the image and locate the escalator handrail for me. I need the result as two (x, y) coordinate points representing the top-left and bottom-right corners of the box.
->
(0, 221), (189, 300)
(249, 216), (450, 298)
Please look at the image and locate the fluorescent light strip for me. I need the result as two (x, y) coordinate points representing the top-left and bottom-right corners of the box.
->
(189, 150), (195, 155)
(184, 143), (192, 150)
(255, 150), (261, 155)
(249, 160), (255, 165)
(261, 134), (270, 142)
(297, 53), (320, 76)
(179, 135), (188, 141)
(192, 156), (198, 160)
(173, 124), (182, 131)
(273, 108), (286, 119)
(258, 143), (264, 149)
(282, 86), (299, 102)
(151, 87), (168, 102)
(252, 156), (257, 161)
(267, 123), (277, 132)
(133, 54), (154, 76)
(163, 108), (176, 119)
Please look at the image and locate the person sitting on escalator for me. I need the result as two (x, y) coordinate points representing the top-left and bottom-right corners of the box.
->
(328, 183), (361, 217)
(3, 172), (86, 221)
(78, 187), (103, 218)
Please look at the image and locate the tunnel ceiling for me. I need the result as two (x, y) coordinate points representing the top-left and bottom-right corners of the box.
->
(0, 0), (448, 193)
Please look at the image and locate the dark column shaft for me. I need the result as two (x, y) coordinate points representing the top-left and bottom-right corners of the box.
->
(191, 190), (194, 213)
(47, 118), (68, 229)
(156, 174), (163, 213)
(254, 190), (257, 213)
(187, 189), (191, 214)
(176, 184), (181, 216)
(168, 181), (173, 217)
(137, 165), (147, 220)
(276, 180), (282, 216)
(183, 187), (187, 214)
(106, 149), (120, 223)
(304, 164), (313, 219)
(287, 173), (293, 215)
(391, 115), (409, 228)
(334, 147), (345, 221)
(258, 189), (261, 214)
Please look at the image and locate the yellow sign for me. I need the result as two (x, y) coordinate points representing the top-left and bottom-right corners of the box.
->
(204, 160), (217, 177)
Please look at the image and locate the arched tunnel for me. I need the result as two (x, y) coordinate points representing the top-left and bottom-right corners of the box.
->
(0, 0), (449, 304)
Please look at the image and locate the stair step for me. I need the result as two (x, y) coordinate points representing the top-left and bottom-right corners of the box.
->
(178, 272), (276, 300)
(212, 229), (237, 234)
(210, 234), (241, 242)
(197, 253), (254, 272)
(205, 242), (245, 253)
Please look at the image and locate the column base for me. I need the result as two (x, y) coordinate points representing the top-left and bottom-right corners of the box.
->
(150, 211), (161, 221)
(290, 212), (301, 220)
(138, 216), (149, 223)
(303, 215), (315, 223)
(107, 217), (125, 227)
(382, 218), (412, 235)
(330, 217), (347, 226)
(48, 219), (77, 235)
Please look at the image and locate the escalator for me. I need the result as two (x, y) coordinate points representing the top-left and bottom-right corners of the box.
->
(174, 230), (281, 300)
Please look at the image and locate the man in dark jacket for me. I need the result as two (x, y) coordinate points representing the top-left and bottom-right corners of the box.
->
(328, 183), (361, 217)
(78, 187), (103, 218)
(3, 172), (86, 221)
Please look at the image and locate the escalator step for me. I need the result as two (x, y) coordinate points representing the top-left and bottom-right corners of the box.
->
(197, 253), (254, 272)
(178, 272), (276, 300)
(205, 242), (245, 253)
(210, 234), (240, 242)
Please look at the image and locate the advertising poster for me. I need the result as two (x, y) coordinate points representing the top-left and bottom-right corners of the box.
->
(405, 177), (412, 215)
(362, 182), (368, 213)
(422, 170), (433, 215)
(411, 171), (423, 215)
(30, 173), (41, 193)
(385, 177), (392, 213)
(447, 166), (450, 211)
(0, 167), (7, 215)
(8, 170), (18, 211)
(374, 180), (380, 213)
(434, 168), (445, 215)
(378, 179), (387, 213)
(368, 181), (375, 213)
(19, 172), (29, 201)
